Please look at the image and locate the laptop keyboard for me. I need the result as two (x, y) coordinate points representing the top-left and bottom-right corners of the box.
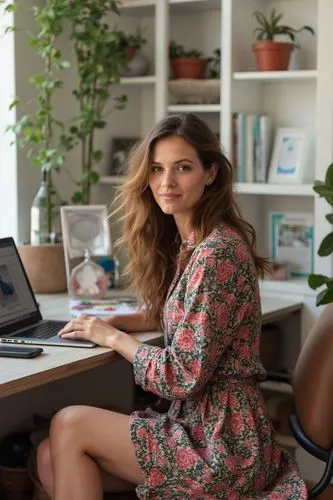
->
(14, 321), (67, 339)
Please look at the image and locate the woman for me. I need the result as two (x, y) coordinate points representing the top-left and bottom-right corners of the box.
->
(37, 114), (306, 499)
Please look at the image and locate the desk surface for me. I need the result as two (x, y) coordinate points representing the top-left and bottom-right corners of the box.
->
(0, 294), (302, 399)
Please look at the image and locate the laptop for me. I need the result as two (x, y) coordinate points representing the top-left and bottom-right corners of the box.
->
(0, 237), (95, 348)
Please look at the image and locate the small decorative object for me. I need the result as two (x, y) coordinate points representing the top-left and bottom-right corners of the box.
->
(308, 162), (333, 306)
(268, 128), (309, 184)
(69, 248), (108, 299)
(252, 8), (315, 71)
(60, 205), (112, 289)
(169, 41), (208, 79)
(270, 211), (314, 277)
(96, 256), (120, 289)
(168, 79), (220, 104)
(122, 52), (149, 77)
(109, 137), (139, 176)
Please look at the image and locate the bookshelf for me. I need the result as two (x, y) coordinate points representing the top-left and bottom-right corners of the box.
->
(98, 0), (332, 316)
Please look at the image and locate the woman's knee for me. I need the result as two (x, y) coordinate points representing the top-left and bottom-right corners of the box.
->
(37, 438), (53, 493)
(49, 405), (87, 452)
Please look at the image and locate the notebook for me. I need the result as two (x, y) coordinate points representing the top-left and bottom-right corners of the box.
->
(0, 237), (95, 348)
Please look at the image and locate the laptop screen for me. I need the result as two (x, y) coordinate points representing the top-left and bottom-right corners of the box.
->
(0, 237), (41, 335)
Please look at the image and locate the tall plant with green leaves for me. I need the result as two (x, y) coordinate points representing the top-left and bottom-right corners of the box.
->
(61, 0), (129, 204)
(308, 163), (333, 305)
(7, 0), (69, 240)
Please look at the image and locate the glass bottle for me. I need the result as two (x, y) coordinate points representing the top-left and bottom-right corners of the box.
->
(69, 248), (108, 300)
(30, 168), (49, 245)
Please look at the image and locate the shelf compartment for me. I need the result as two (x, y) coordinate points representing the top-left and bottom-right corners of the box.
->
(120, 76), (156, 85)
(260, 277), (315, 296)
(233, 70), (318, 82)
(169, 0), (221, 13)
(168, 104), (221, 113)
(119, 0), (155, 16)
(234, 183), (314, 196)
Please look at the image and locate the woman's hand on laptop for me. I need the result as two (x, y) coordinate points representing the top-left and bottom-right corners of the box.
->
(57, 314), (141, 363)
(58, 315), (121, 348)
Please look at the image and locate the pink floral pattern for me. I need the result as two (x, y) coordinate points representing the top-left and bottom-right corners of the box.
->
(130, 224), (307, 499)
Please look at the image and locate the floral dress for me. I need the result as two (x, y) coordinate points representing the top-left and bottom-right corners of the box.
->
(130, 224), (307, 499)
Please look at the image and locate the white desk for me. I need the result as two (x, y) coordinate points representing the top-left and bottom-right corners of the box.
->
(0, 294), (302, 399)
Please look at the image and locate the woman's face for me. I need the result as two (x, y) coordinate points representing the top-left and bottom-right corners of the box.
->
(148, 136), (216, 229)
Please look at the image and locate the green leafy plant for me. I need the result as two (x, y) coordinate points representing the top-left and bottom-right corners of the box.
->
(253, 8), (315, 47)
(61, 0), (130, 204)
(126, 28), (147, 51)
(7, 0), (69, 239)
(308, 162), (333, 306)
(208, 48), (221, 78)
(169, 41), (202, 60)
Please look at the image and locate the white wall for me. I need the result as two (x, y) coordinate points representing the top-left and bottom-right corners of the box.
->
(0, 4), (18, 240)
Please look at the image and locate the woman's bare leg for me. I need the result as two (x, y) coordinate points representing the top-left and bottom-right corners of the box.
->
(40, 405), (145, 500)
(37, 438), (136, 497)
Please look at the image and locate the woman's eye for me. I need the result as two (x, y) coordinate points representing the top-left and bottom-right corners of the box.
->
(151, 165), (161, 172)
(177, 164), (191, 172)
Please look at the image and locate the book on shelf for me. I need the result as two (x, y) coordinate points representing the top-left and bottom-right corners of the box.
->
(232, 112), (274, 184)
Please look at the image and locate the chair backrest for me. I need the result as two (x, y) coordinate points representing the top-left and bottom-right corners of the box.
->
(293, 303), (333, 449)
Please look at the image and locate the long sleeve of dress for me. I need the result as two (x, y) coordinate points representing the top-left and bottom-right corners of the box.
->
(133, 241), (257, 400)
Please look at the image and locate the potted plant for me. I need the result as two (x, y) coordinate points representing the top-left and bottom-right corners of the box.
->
(252, 8), (315, 71)
(7, 0), (131, 291)
(124, 28), (147, 61)
(308, 163), (333, 306)
(7, 0), (70, 292)
(169, 41), (208, 79)
(60, 0), (131, 205)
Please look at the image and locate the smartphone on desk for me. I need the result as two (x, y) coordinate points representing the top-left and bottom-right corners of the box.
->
(0, 345), (43, 358)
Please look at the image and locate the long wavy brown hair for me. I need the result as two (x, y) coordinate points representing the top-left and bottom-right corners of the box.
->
(112, 113), (269, 325)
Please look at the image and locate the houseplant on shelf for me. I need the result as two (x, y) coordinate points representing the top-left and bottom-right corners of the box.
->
(169, 41), (208, 79)
(252, 8), (315, 71)
(308, 163), (333, 306)
(60, 0), (130, 205)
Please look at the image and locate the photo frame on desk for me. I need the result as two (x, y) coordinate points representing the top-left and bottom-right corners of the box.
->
(268, 128), (309, 184)
(109, 137), (139, 176)
(60, 205), (112, 287)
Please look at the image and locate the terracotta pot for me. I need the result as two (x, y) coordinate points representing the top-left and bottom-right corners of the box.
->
(171, 58), (208, 79)
(18, 244), (67, 294)
(126, 47), (136, 61)
(252, 42), (293, 71)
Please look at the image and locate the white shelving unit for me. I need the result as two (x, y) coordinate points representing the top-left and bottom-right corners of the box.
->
(101, 0), (333, 317)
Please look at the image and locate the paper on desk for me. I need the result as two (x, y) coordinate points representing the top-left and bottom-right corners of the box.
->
(70, 298), (139, 317)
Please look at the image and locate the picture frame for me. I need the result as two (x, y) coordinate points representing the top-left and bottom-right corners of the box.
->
(60, 205), (112, 287)
(268, 128), (309, 184)
(270, 211), (314, 277)
(109, 137), (139, 176)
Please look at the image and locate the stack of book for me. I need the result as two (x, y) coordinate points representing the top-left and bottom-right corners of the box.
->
(232, 112), (274, 183)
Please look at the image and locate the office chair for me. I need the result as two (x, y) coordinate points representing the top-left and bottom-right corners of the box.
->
(267, 302), (333, 499)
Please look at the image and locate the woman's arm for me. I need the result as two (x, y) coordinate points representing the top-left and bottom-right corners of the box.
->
(104, 310), (159, 333)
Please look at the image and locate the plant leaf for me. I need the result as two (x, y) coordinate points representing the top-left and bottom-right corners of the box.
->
(318, 232), (333, 256)
(308, 273), (330, 289)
